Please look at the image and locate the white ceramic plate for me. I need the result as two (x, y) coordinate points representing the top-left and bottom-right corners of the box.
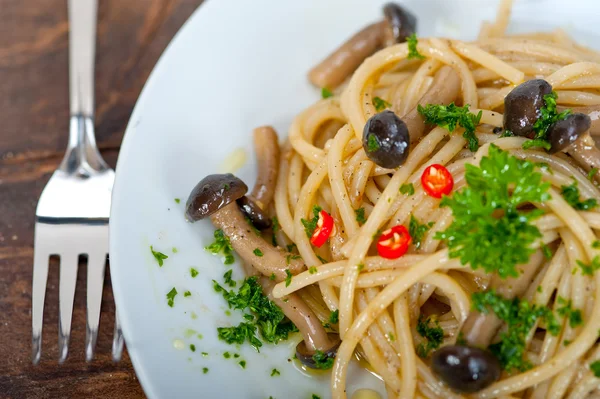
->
(109, 1), (600, 398)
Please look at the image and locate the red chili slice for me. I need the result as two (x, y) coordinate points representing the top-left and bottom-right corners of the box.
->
(421, 164), (454, 198)
(377, 225), (412, 259)
(310, 210), (335, 247)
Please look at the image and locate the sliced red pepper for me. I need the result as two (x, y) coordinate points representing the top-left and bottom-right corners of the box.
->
(310, 210), (335, 247)
(421, 164), (454, 199)
(377, 225), (412, 259)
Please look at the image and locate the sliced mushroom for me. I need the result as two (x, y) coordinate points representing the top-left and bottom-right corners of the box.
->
(431, 250), (545, 393)
(186, 174), (304, 280)
(400, 65), (462, 143)
(258, 277), (340, 364)
(250, 126), (280, 208)
(308, 3), (417, 89)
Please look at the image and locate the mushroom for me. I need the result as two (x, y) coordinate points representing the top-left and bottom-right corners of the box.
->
(186, 174), (303, 280)
(558, 105), (600, 136)
(431, 250), (545, 393)
(308, 3), (417, 89)
(503, 79), (553, 138)
(249, 126), (280, 208)
(258, 277), (340, 367)
(547, 114), (600, 182)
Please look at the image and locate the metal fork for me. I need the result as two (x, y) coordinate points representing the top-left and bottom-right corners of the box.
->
(32, 0), (123, 364)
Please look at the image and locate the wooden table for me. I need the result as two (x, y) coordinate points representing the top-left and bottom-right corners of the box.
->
(0, 1), (203, 397)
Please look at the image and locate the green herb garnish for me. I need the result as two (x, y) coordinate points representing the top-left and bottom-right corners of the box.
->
(541, 243), (552, 259)
(317, 255), (328, 264)
(588, 168), (599, 182)
(269, 273), (276, 281)
(522, 91), (571, 150)
(166, 287), (177, 307)
(556, 297), (583, 328)
(202, 367), (209, 374)
(357, 263), (365, 272)
(561, 181), (598, 211)
(367, 134), (380, 152)
(329, 310), (339, 324)
(355, 207), (366, 224)
(593, 240), (600, 249)
(472, 290), (559, 372)
(174, 198), (181, 204)
(286, 243), (297, 252)
(311, 350), (334, 369)
(301, 205), (322, 238)
(206, 229), (235, 264)
(271, 368), (280, 377)
(409, 214), (433, 249)
(150, 246), (168, 267)
(400, 183), (415, 195)
(224, 269), (236, 287)
(190, 344), (196, 352)
(285, 269), (293, 287)
(373, 96), (391, 111)
(417, 103), (482, 151)
(591, 360), (600, 377)
(416, 315), (443, 358)
(388, 332), (395, 341)
(190, 268), (199, 278)
(321, 87), (333, 99)
(214, 276), (298, 351)
(239, 360), (246, 369)
(435, 144), (550, 278)
(407, 33), (425, 60)
(500, 130), (515, 138)
(309, 266), (318, 274)
(577, 256), (600, 275)
(184, 291), (191, 297)
(253, 248), (264, 257)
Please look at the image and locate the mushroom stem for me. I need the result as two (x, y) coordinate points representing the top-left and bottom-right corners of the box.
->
(398, 65), (462, 143)
(308, 21), (388, 90)
(566, 133), (600, 183)
(461, 250), (545, 347)
(210, 203), (304, 280)
(250, 126), (280, 208)
(258, 277), (336, 352)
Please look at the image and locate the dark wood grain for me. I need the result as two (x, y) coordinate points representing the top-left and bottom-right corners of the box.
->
(0, 1), (203, 398)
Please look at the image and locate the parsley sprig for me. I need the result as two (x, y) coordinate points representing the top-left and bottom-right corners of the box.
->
(355, 207), (366, 225)
(409, 214), (433, 250)
(472, 290), (559, 372)
(301, 205), (322, 238)
(150, 246), (168, 266)
(407, 33), (425, 60)
(522, 91), (571, 150)
(435, 144), (550, 278)
(416, 315), (444, 357)
(206, 229), (235, 264)
(561, 181), (598, 211)
(418, 103), (482, 151)
(214, 276), (298, 351)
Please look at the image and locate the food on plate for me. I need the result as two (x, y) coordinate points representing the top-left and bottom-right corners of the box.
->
(186, 0), (600, 397)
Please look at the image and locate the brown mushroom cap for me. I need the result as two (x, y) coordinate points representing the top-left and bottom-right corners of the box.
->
(185, 173), (248, 221)
(296, 333), (341, 369)
(547, 112), (592, 154)
(237, 196), (272, 230)
(383, 3), (417, 46)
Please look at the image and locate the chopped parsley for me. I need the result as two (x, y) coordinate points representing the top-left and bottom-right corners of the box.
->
(184, 291), (191, 297)
(472, 290), (559, 372)
(174, 198), (181, 204)
(311, 350), (334, 369)
(309, 266), (318, 274)
(301, 206), (322, 238)
(416, 315), (444, 357)
(591, 360), (600, 377)
(172, 247), (178, 253)
(593, 240), (600, 249)
(388, 332), (396, 341)
(500, 130), (515, 138)
(357, 263), (365, 272)
(355, 207), (366, 224)
(522, 91), (571, 150)
(588, 168), (599, 182)
(206, 229), (235, 264)
(253, 248), (264, 257)
(285, 269), (293, 287)
(541, 243), (552, 259)
(317, 255), (328, 264)
(407, 33), (425, 60)
(329, 310), (339, 324)
(201, 352), (208, 357)
(239, 360), (246, 369)
(577, 256), (600, 275)
(286, 243), (297, 252)
(409, 214), (433, 249)
(269, 273), (276, 281)
(224, 269), (236, 287)
(561, 181), (598, 211)
(556, 297), (583, 328)
(190, 344), (196, 352)
(150, 246), (168, 267)
(373, 96), (391, 111)
(367, 134), (380, 152)
(400, 183), (415, 195)
(321, 87), (333, 99)
(166, 287), (177, 307)
(435, 144), (550, 278)
(312, 395), (321, 399)
(190, 268), (199, 278)
(417, 103), (482, 152)
(271, 368), (280, 377)
(224, 352), (231, 358)
(286, 254), (302, 264)
(202, 367), (209, 374)
(214, 276), (298, 351)
(564, 339), (572, 346)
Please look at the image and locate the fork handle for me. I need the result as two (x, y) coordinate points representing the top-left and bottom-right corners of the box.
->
(61, 0), (108, 175)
